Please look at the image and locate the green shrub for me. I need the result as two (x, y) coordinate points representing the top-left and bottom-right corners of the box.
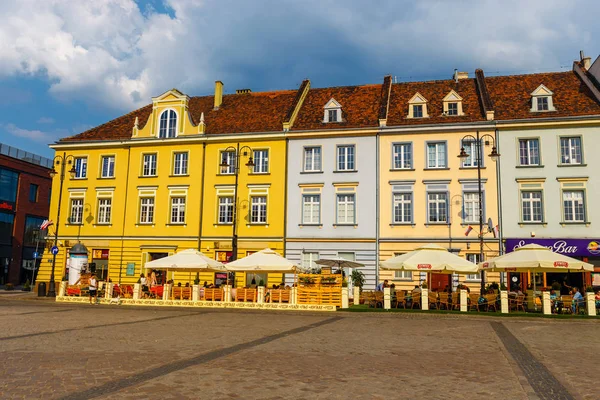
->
(22, 279), (31, 291)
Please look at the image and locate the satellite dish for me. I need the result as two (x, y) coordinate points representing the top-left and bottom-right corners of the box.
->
(487, 218), (494, 232)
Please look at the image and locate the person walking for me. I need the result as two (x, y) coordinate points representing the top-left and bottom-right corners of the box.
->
(89, 273), (98, 305)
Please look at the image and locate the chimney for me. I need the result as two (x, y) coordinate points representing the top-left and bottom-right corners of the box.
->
(236, 88), (252, 94)
(580, 50), (592, 70)
(214, 81), (223, 109)
(453, 70), (469, 82)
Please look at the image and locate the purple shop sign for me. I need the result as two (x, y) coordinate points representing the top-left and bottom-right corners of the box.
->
(505, 238), (600, 257)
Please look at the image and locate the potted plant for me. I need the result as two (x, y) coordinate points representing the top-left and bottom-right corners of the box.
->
(500, 283), (507, 291)
(258, 279), (265, 287)
(22, 279), (31, 292)
(551, 281), (561, 293)
(351, 270), (365, 291)
(194, 272), (200, 285)
(421, 281), (428, 289)
(341, 278), (348, 288)
(585, 285), (594, 293)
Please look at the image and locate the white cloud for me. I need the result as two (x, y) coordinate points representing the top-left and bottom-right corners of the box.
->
(0, 0), (599, 113)
(3, 123), (61, 143)
(37, 117), (55, 124)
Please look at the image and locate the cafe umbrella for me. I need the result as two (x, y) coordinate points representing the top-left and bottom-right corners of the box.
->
(478, 243), (594, 310)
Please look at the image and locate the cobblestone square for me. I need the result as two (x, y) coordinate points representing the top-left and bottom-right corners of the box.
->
(0, 299), (597, 399)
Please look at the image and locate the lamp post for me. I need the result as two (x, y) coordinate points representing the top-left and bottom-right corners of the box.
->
(47, 152), (76, 297)
(457, 131), (500, 295)
(219, 144), (255, 262)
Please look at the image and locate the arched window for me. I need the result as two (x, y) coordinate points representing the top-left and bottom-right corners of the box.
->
(158, 110), (177, 138)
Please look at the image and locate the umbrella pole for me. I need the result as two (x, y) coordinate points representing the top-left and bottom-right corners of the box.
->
(532, 269), (537, 312)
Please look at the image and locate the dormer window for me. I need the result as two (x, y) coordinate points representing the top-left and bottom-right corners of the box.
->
(324, 98), (342, 123)
(158, 109), (177, 138)
(407, 93), (428, 119)
(530, 84), (555, 112)
(442, 90), (464, 116)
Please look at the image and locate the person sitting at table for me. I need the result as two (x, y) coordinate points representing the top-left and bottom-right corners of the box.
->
(185, 282), (190, 287)
(376, 280), (388, 291)
(549, 290), (559, 313)
(572, 287), (584, 313)
(595, 290), (600, 309)
(177, 282), (182, 287)
(203, 281), (208, 288)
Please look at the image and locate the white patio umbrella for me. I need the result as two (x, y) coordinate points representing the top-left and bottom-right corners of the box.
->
(478, 243), (593, 310)
(144, 249), (226, 272)
(380, 244), (478, 274)
(225, 248), (297, 272)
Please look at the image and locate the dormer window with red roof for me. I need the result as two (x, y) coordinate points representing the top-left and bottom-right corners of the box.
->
(442, 90), (464, 116)
(407, 93), (429, 118)
(530, 85), (555, 112)
(323, 98), (342, 123)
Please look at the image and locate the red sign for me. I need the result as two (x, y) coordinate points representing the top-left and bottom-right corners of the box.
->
(0, 202), (14, 211)
(554, 261), (569, 267)
(482, 262), (490, 269)
(417, 264), (432, 270)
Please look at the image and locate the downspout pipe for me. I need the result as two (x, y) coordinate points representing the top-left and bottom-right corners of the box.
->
(375, 130), (380, 289)
(118, 146), (131, 285)
(198, 142), (207, 251)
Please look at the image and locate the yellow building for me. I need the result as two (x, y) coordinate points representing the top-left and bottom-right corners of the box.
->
(378, 73), (501, 292)
(38, 82), (307, 288)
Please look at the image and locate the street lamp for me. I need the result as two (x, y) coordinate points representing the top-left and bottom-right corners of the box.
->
(457, 131), (500, 295)
(219, 144), (254, 262)
(47, 152), (76, 297)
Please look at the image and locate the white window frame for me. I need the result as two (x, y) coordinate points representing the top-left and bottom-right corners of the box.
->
(336, 194), (356, 225)
(465, 254), (482, 281)
(303, 147), (322, 172)
(220, 151), (235, 175)
(252, 149), (269, 174)
(462, 192), (480, 224)
(518, 138), (540, 166)
(426, 142), (447, 169)
(139, 197), (155, 224)
(158, 109), (178, 138)
(328, 109), (339, 122)
(142, 153), (157, 177)
(562, 190), (585, 223)
(427, 192), (448, 223)
(302, 194), (320, 224)
(74, 157), (87, 179)
(70, 199), (83, 224)
(337, 145), (355, 171)
(97, 198), (112, 224)
(393, 193), (412, 224)
(250, 196), (267, 224)
(301, 252), (319, 272)
(521, 191), (543, 223)
(170, 197), (186, 224)
(218, 196), (234, 224)
(461, 140), (482, 168)
(392, 143), (412, 170)
(559, 137), (583, 165)
(447, 102), (458, 116)
(173, 152), (188, 176)
(101, 155), (115, 178)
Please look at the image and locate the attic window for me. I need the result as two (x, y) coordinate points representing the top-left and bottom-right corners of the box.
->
(442, 90), (464, 116)
(530, 84), (555, 112)
(323, 98), (342, 123)
(407, 93), (429, 119)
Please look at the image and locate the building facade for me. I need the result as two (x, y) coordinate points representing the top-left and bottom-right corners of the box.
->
(491, 56), (600, 291)
(285, 83), (385, 289)
(37, 52), (600, 291)
(0, 144), (52, 285)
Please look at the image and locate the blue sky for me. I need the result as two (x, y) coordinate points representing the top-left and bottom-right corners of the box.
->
(1, 0), (599, 158)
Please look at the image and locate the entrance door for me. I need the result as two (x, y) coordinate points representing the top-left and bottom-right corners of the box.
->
(430, 273), (450, 292)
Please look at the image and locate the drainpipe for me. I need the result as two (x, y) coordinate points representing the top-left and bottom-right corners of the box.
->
(495, 128), (505, 283)
(198, 142), (207, 251)
(375, 131), (380, 289)
(118, 146), (131, 285)
(283, 138), (289, 257)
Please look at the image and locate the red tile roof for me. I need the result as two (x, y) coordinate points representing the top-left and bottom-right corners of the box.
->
(61, 89), (299, 142)
(485, 71), (600, 120)
(386, 79), (487, 126)
(291, 84), (382, 130)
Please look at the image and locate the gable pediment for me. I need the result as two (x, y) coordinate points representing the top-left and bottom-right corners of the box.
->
(324, 98), (342, 109)
(443, 90), (463, 102)
(408, 92), (428, 104)
(152, 88), (190, 103)
(531, 84), (553, 97)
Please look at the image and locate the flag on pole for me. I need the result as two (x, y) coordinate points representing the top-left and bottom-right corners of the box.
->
(40, 220), (53, 230)
(493, 224), (499, 238)
(464, 225), (473, 236)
